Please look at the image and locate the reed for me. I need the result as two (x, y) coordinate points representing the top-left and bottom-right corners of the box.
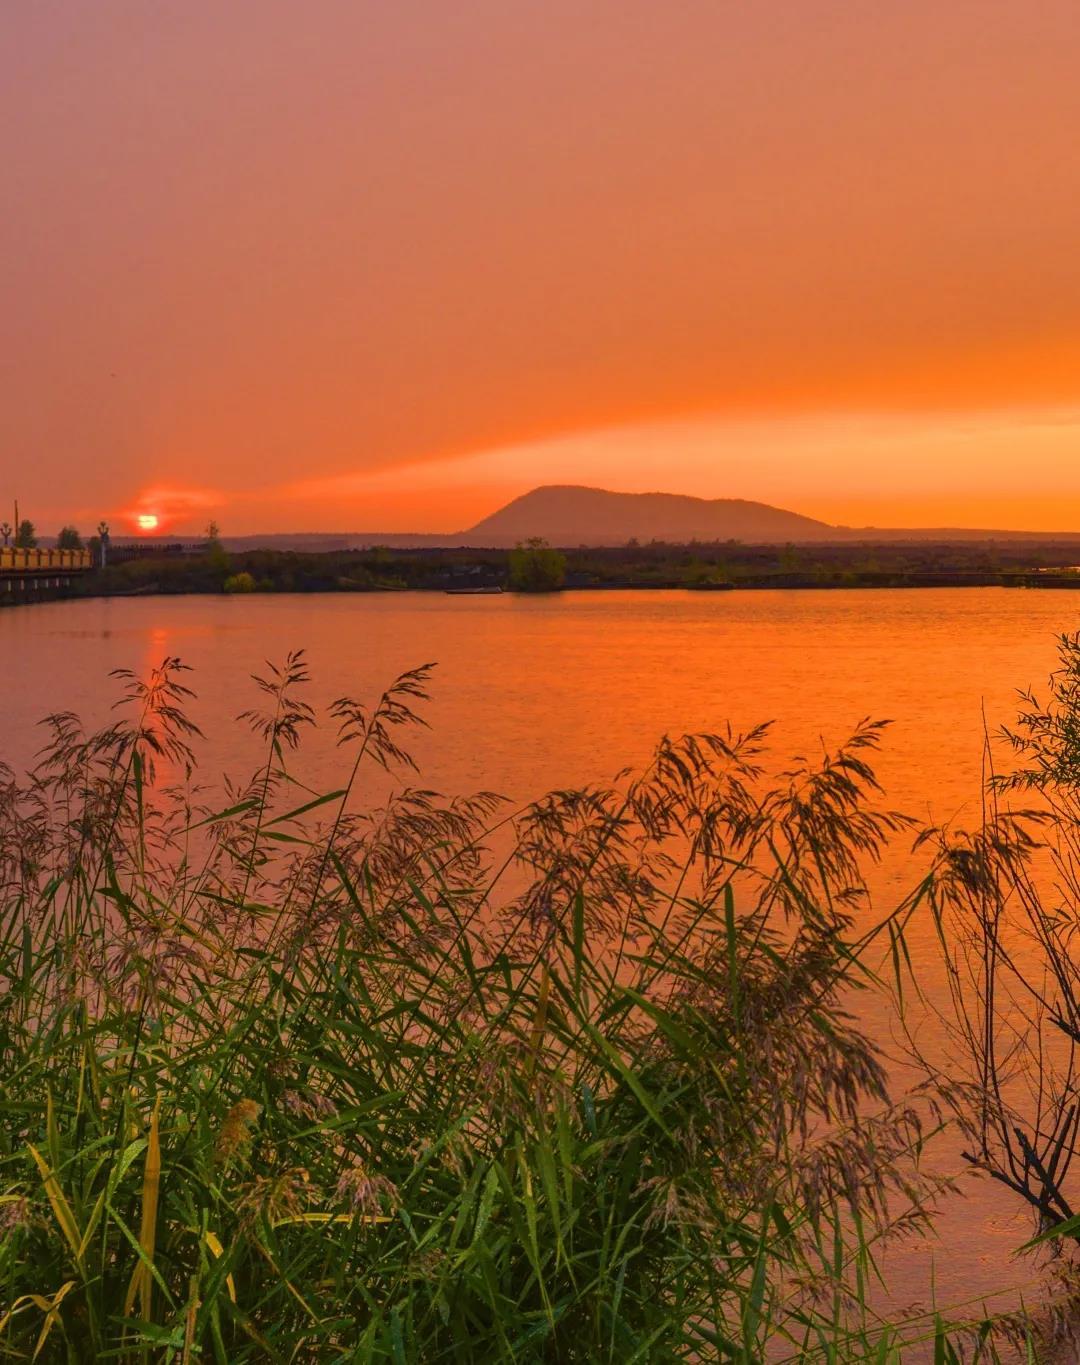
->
(0, 654), (1020, 1360)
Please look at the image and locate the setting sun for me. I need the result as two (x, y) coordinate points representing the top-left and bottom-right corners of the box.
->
(136, 513), (159, 532)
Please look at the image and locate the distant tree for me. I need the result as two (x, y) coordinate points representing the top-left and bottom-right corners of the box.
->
(779, 543), (800, 573)
(199, 520), (229, 578)
(15, 520), (36, 548)
(223, 571), (257, 594)
(508, 537), (566, 593)
(0, 522), (10, 547)
(57, 525), (83, 550)
(688, 557), (731, 586)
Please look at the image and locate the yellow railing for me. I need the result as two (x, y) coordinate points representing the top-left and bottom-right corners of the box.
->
(0, 547), (93, 573)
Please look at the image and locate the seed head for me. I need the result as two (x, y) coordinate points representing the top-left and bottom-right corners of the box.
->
(335, 1162), (399, 1218)
(216, 1099), (261, 1167)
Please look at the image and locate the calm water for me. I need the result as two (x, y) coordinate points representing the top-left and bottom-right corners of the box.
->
(5, 587), (1080, 1324)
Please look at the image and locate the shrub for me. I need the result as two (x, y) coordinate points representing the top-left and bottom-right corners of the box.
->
(224, 571), (257, 593)
(508, 537), (566, 592)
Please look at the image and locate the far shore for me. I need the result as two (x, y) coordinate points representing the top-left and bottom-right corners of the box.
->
(10, 574), (1080, 611)
(8, 536), (1080, 607)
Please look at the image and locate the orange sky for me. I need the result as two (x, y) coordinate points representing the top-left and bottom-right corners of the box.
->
(4, 1), (1080, 535)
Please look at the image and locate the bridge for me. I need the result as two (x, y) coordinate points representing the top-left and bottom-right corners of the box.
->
(1, 547), (95, 601)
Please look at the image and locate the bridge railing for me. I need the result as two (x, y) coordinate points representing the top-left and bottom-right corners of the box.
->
(0, 547), (94, 573)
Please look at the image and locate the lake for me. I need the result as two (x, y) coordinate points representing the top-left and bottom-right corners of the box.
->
(4, 586), (1079, 1325)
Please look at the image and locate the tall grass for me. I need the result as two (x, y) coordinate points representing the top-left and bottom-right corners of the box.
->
(914, 631), (1080, 1360)
(0, 654), (1018, 1360)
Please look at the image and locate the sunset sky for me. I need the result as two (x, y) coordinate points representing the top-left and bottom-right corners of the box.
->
(4, 0), (1080, 535)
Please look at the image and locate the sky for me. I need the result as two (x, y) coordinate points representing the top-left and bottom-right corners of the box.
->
(3, 0), (1080, 536)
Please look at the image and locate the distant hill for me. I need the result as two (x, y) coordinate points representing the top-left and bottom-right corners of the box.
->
(463, 486), (839, 545)
(104, 485), (1080, 552)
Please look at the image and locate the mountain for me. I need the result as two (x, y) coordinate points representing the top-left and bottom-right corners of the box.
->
(110, 486), (1080, 552)
(462, 485), (838, 545)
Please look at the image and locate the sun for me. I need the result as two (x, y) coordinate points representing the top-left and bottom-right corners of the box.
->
(137, 513), (160, 532)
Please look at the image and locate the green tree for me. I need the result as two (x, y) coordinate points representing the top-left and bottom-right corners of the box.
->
(57, 525), (83, 550)
(779, 543), (800, 573)
(508, 537), (566, 592)
(0, 522), (10, 547)
(204, 520), (230, 583)
(15, 520), (36, 548)
(223, 571), (257, 593)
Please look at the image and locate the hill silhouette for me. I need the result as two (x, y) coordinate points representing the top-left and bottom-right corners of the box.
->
(122, 486), (1080, 551)
(463, 485), (837, 545)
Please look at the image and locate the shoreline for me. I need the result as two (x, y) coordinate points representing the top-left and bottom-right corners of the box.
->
(8, 575), (1080, 609)
(6, 538), (1080, 604)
